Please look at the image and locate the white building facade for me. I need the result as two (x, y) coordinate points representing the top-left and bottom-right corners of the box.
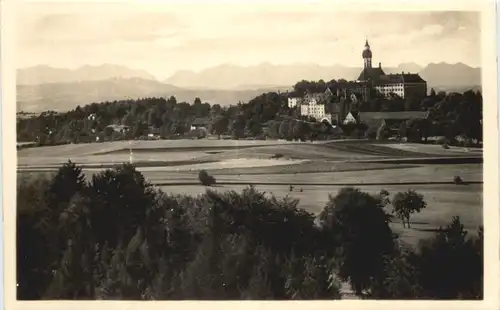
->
(300, 98), (327, 120)
(288, 97), (302, 108)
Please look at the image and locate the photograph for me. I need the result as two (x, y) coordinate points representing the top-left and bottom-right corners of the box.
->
(10, 0), (492, 303)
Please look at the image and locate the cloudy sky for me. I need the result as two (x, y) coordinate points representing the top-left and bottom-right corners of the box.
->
(16, 2), (481, 79)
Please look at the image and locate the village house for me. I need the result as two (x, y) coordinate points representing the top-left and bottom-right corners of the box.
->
(190, 117), (210, 131)
(343, 111), (359, 125)
(296, 88), (336, 122)
(287, 97), (302, 108)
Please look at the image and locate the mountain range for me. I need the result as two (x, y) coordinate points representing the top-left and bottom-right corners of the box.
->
(16, 78), (289, 113)
(16, 62), (481, 112)
(17, 64), (157, 85)
(163, 62), (481, 90)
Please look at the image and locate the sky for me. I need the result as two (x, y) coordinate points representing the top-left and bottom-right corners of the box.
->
(16, 2), (481, 79)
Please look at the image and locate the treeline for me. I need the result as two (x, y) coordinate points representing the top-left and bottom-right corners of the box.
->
(16, 93), (296, 145)
(18, 162), (483, 300)
(17, 79), (482, 146)
(17, 96), (213, 144)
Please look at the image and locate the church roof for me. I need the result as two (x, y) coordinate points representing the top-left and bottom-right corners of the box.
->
(357, 67), (386, 81)
(377, 73), (426, 84)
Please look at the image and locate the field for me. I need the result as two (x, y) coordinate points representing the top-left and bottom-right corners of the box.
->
(17, 138), (483, 247)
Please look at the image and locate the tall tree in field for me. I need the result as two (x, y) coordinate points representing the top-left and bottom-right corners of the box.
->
(391, 190), (427, 228)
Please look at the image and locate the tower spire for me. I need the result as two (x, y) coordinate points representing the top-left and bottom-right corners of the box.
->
(362, 38), (372, 68)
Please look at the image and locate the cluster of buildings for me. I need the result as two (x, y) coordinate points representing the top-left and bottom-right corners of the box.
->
(288, 40), (428, 126)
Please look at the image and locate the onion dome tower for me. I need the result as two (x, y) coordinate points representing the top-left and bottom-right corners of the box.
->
(362, 39), (372, 68)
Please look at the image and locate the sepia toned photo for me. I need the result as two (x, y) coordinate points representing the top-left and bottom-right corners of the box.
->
(9, 0), (496, 305)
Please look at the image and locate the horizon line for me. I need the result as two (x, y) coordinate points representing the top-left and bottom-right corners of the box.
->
(17, 60), (482, 79)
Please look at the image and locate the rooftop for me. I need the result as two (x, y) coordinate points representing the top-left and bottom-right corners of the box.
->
(191, 117), (211, 126)
(378, 73), (426, 84)
(359, 111), (429, 120)
(357, 67), (386, 82)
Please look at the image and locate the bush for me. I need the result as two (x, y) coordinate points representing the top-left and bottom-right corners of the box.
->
(364, 127), (377, 139)
(454, 176), (463, 185)
(198, 169), (216, 186)
(436, 137), (450, 146)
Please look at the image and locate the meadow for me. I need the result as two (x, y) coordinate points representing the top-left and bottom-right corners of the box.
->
(17, 138), (483, 248)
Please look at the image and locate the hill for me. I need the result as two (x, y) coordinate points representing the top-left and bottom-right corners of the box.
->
(16, 78), (291, 112)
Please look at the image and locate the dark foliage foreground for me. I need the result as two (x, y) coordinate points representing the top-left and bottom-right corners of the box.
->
(17, 162), (483, 300)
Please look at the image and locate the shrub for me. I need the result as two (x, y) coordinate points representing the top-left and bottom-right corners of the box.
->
(437, 137), (450, 146)
(198, 169), (216, 186)
(364, 127), (377, 139)
(271, 153), (284, 159)
(454, 176), (463, 185)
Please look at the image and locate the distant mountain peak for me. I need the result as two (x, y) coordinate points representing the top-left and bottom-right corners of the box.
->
(17, 64), (158, 85)
(163, 61), (480, 91)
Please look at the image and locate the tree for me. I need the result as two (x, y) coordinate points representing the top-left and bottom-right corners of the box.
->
(415, 217), (483, 299)
(210, 116), (229, 138)
(368, 242), (420, 299)
(228, 115), (246, 139)
(246, 118), (262, 137)
(167, 96), (177, 105)
(17, 174), (55, 299)
(277, 121), (289, 139)
(318, 188), (395, 296)
(391, 190), (427, 228)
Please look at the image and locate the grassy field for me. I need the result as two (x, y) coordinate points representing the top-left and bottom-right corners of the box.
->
(17, 139), (481, 168)
(17, 138), (483, 248)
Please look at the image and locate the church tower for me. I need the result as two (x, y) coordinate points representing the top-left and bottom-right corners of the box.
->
(362, 39), (372, 68)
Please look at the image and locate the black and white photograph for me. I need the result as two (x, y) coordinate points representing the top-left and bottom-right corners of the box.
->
(6, 0), (498, 305)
